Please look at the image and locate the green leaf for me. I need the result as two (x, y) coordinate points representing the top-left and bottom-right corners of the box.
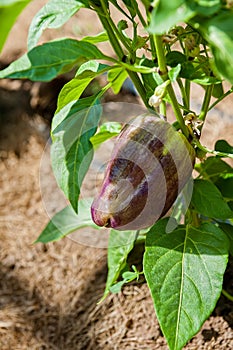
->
(122, 271), (137, 280)
(141, 73), (157, 97)
(179, 61), (195, 80)
(56, 61), (109, 113)
(109, 269), (139, 294)
(0, 39), (106, 82)
(228, 201), (233, 212)
(219, 223), (233, 256)
(212, 83), (223, 98)
(148, 1), (195, 35)
(76, 60), (108, 75)
(0, 0), (31, 53)
(169, 180), (193, 230)
(146, 217), (174, 241)
(81, 31), (108, 44)
(118, 19), (128, 31)
(109, 280), (126, 294)
(27, 0), (87, 50)
(178, 59), (220, 85)
(90, 121), (121, 147)
(215, 175), (233, 200)
(189, 73), (220, 85)
(0, 0), (28, 4)
(140, 58), (158, 97)
(215, 139), (233, 155)
(144, 223), (229, 350)
(100, 230), (137, 302)
(168, 64), (181, 82)
(197, 11), (233, 84)
(107, 66), (128, 94)
(166, 51), (187, 67)
(191, 179), (233, 219)
(195, 157), (233, 181)
(51, 95), (102, 212)
(189, 0), (221, 16)
(35, 198), (99, 243)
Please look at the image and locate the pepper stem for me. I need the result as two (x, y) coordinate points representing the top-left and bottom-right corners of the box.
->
(153, 35), (189, 138)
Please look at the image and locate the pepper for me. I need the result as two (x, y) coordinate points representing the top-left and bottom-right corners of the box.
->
(91, 114), (195, 230)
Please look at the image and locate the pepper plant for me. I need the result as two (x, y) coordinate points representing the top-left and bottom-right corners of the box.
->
(1, 1), (233, 349)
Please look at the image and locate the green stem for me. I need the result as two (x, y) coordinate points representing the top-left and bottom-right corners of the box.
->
(185, 80), (191, 108)
(97, 4), (149, 107)
(186, 210), (199, 226)
(98, 14), (125, 59)
(222, 289), (233, 302)
(149, 36), (157, 60)
(104, 11), (149, 107)
(167, 84), (189, 137)
(132, 0), (157, 58)
(107, 14), (132, 52)
(177, 78), (189, 111)
(199, 85), (213, 121)
(159, 100), (167, 117)
(109, 0), (133, 22)
(144, 7), (157, 59)
(127, 70), (149, 107)
(133, 0), (146, 26)
(185, 80), (190, 109)
(208, 86), (233, 111)
(153, 35), (189, 137)
(120, 62), (155, 73)
(100, 0), (131, 52)
(194, 138), (233, 159)
(153, 35), (167, 75)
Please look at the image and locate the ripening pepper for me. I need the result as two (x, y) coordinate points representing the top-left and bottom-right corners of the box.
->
(91, 114), (195, 230)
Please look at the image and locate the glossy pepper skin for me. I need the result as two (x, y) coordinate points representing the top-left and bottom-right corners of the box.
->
(91, 114), (195, 230)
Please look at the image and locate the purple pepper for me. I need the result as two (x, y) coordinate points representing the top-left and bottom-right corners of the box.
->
(91, 114), (195, 230)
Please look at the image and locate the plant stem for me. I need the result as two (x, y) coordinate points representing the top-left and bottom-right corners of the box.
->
(99, 0), (129, 53)
(131, 0), (145, 26)
(143, 7), (157, 60)
(109, 0), (133, 22)
(199, 85), (213, 122)
(107, 14), (132, 51)
(132, 0), (157, 58)
(193, 138), (233, 159)
(167, 84), (189, 137)
(127, 70), (150, 107)
(97, 3), (149, 107)
(149, 36), (157, 60)
(153, 35), (189, 137)
(185, 80), (190, 109)
(208, 86), (233, 111)
(119, 62), (155, 73)
(98, 13), (125, 59)
(177, 78), (189, 111)
(153, 35), (167, 75)
(222, 289), (233, 302)
(185, 210), (199, 226)
(159, 100), (166, 118)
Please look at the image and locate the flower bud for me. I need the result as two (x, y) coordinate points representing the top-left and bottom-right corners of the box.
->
(148, 80), (170, 108)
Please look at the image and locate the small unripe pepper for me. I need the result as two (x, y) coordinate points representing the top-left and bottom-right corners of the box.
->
(91, 114), (195, 230)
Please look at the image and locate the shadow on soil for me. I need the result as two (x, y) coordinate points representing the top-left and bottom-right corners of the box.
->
(0, 260), (108, 349)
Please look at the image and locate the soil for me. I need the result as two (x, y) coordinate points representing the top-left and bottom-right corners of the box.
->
(0, 1), (233, 349)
